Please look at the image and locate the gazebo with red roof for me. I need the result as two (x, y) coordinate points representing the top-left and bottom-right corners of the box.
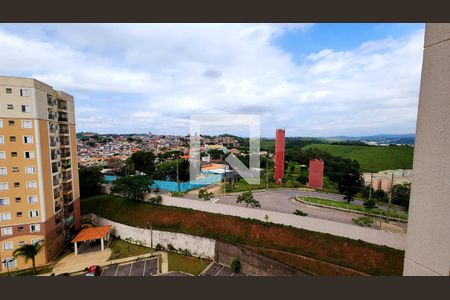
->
(71, 226), (112, 255)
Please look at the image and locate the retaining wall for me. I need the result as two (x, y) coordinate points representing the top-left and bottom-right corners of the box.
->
(161, 196), (405, 250)
(216, 240), (307, 276)
(84, 213), (216, 259)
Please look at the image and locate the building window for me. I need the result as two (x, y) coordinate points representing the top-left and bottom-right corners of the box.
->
(31, 239), (42, 246)
(0, 212), (12, 221)
(15, 197), (21, 203)
(24, 151), (35, 159)
(7, 104), (14, 110)
(22, 120), (32, 129)
(10, 136), (17, 142)
(12, 167), (19, 173)
(21, 105), (31, 113)
(0, 136), (4, 144)
(20, 89), (29, 97)
(0, 183), (8, 191)
(18, 241), (24, 247)
(16, 212), (22, 217)
(3, 242), (14, 251)
(1, 227), (13, 236)
(25, 166), (36, 174)
(30, 224), (40, 233)
(2, 258), (16, 268)
(8, 120), (15, 126)
(14, 182), (20, 188)
(0, 120), (3, 128)
(27, 181), (37, 189)
(17, 226), (24, 232)
(29, 210), (39, 218)
(28, 196), (38, 204)
(23, 136), (33, 144)
(11, 152), (17, 158)
(0, 198), (10, 206)
(5, 88), (12, 94)
(0, 152), (5, 160)
(0, 167), (7, 176)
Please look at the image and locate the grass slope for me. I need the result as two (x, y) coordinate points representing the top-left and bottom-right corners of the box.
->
(302, 144), (414, 172)
(81, 194), (404, 275)
(168, 252), (211, 275)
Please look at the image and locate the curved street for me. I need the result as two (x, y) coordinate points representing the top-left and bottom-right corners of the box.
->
(186, 188), (407, 230)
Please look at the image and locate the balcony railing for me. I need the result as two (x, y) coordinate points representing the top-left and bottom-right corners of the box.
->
(64, 215), (74, 226)
(58, 117), (68, 122)
(63, 195), (72, 204)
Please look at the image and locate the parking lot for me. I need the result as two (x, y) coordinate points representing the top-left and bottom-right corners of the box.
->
(202, 263), (246, 276)
(101, 257), (158, 276)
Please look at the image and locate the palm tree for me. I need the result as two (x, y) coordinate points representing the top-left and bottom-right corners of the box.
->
(12, 241), (44, 275)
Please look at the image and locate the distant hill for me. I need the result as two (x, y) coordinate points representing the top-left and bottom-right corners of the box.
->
(302, 143), (414, 172)
(322, 134), (415, 145)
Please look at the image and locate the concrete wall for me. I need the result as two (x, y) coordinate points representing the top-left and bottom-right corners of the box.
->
(403, 24), (450, 276)
(162, 196), (405, 250)
(85, 213), (216, 260)
(216, 240), (307, 276)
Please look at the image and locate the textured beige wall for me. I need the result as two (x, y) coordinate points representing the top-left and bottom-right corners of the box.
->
(403, 24), (450, 276)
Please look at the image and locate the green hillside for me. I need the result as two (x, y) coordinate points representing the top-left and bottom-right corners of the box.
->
(302, 143), (414, 172)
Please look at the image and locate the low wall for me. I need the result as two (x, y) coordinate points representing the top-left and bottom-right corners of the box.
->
(161, 196), (405, 250)
(216, 240), (307, 276)
(84, 213), (216, 259)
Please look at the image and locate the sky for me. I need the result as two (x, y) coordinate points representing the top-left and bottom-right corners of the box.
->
(0, 23), (425, 137)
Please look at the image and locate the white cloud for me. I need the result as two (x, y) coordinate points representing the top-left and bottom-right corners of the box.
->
(0, 24), (424, 136)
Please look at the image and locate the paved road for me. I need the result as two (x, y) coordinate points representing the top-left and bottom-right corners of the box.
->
(187, 189), (407, 230)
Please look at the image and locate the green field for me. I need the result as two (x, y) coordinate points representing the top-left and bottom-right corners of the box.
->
(302, 144), (414, 172)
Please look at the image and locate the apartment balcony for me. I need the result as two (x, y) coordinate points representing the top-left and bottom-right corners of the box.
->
(64, 214), (74, 226)
(62, 173), (72, 182)
(60, 151), (71, 158)
(61, 162), (71, 171)
(58, 116), (69, 122)
(57, 101), (68, 111)
(63, 195), (73, 204)
(55, 212), (62, 222)
(59, 129), (69, 135)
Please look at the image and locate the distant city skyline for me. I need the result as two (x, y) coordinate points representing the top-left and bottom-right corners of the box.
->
(0, 23), (424, 136)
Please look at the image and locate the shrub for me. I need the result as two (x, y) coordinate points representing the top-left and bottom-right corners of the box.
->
(352, 216), (374, 227)
(230, 258), (241, 273)
(167, 244), (176, 251)
(171, 191), (187, 197)
(148, 195), (162, 204)
(293, 209), (308, 216)
(155, 243), (164, 251)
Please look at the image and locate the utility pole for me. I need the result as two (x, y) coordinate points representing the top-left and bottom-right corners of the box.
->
(368, 174), (373, 201)
(148, 220), (153, 249)
(223, 161), (227, 194)
(386, 173), (394, 223)
(176, 159), (180, 192)
(265, 159), (269, 191)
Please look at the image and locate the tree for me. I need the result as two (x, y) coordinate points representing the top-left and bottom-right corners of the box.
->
(373, 189), (388, 202)
(123, 158), (136, 176)
(198, 188), (214, 201)
(106, 157), (123, 174)
(110, 175), (152, 201)
(363, 198), (377, 210)
(13, 241), (44, 275)
(230, 258), (241, 273)
(129, 151), (156, 176)
(79, 166), (104, 197)
(391, 183), (411, 208)
(236, 191), (261, 208)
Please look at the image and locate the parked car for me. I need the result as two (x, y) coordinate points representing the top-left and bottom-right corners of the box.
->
(85, 265), (101, 276)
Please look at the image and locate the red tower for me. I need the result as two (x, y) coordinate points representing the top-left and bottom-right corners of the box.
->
(274, 129), (285, 185)
(308, 159), (324, 189)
